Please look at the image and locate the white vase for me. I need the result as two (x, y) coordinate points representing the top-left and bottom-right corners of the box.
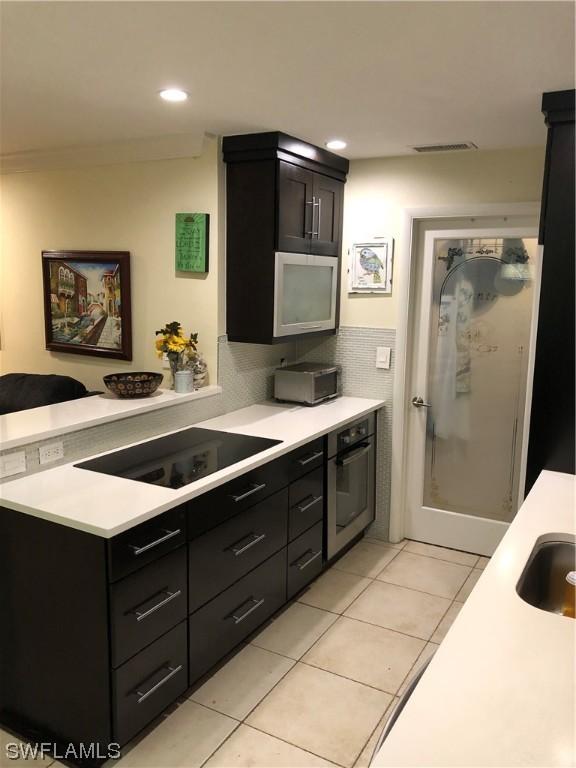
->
(174, 370), (194, 393)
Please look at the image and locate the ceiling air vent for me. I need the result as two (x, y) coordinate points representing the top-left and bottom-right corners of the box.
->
(411, 142), (478, 153)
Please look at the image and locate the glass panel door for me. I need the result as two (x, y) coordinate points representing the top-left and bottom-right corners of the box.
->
(423, 236), (539, 522)
(282, 263), (334, 324)
(274, 253), (338, 337)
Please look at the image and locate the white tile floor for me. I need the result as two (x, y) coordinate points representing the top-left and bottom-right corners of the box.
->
(0, 538), (487, 768)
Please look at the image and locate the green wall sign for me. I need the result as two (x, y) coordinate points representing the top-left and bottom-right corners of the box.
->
(175, 213), (209, 273)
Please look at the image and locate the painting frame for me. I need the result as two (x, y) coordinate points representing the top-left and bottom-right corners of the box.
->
(42, 250), (132, 360)
(348, 239), (394, 294)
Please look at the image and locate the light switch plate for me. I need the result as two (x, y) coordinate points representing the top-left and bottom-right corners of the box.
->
(376, 346), (391, 369)
(39, 441), (64, 465)
(0, 451), (27, 478)
(162, 353), (171, 370)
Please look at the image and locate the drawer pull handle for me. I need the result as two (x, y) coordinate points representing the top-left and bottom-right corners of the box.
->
(227, 597), (265, 625)
(129, 528), (181, 557)
(131, 590), (182, 622)
(297, 450), (324, 467)
(291, 549), (322, 571)
(134, 664), (183, 704)
(296, 495), (323, 514)
(228, 532), (267, 557)
(230, 483), (267, 503)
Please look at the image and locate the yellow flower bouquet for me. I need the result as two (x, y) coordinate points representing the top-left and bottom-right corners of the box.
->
(155, 321), (199, 388)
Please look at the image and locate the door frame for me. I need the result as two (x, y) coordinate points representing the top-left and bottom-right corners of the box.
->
(389, 202), (542, 544)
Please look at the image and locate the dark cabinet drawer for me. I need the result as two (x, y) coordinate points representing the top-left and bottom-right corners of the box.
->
(287, 521), (324, 600)
(189, 488), (288, 613)
(189, 549), (287, 685)
(111, 547), (187, 668)
(108, 507), (186, 582)
(288, 467), (324, 541)
(113, 621), (187, 746)
(288, 438), (325, 482)
(187, 458), (290, 539)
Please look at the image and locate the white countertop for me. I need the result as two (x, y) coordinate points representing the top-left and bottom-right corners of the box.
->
(0, 396), (383, 538)
(0, 385), (222, 451)
(373, 470), (576, 768)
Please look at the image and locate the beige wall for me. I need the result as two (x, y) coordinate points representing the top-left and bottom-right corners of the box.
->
(0, 138), (219, 391)
(0, 143), (546, 393)
(340, 147), (545, 329)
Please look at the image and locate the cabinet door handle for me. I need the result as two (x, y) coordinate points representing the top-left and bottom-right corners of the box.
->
(298, 450), (324, 467)
(227, 597), (265, 625)
(296, 495), (323, 513)
(134, 664), (183, 704)
(291, 549), (322, 571)
(230, 483), (266, 503)
(129, 528), (181, 557)
(316, 197), (322, 239)
(306, 197), (319, 237)
(227, 532), (267, 557)
(130, 589), (182, 622)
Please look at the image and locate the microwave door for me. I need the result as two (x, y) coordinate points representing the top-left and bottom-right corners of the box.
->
(274, 252), (338, 337)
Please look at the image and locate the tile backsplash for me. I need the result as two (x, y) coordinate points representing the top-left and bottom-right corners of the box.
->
(297, 327), (395, 540)
(1, 326), (395, 539)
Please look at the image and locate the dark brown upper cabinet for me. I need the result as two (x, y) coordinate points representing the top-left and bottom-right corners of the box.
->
(277, 161), (343, 256)
(223, 132), (349, 344)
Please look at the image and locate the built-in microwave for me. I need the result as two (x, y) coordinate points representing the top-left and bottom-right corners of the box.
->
(273, 252), (339, 338)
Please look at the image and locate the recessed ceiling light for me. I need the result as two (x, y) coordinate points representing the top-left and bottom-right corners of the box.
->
(326, 139), (347, 151)
(159, 88), (189, 103)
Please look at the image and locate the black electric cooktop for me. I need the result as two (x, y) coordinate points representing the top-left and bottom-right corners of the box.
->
(76, 427), (282, 489)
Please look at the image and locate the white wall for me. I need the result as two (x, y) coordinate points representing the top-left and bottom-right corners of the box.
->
(340, 146), (545, 329)
(0, 138), (219, 391)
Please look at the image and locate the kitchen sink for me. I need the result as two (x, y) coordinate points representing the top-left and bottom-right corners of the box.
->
(516, 538), (576, 617)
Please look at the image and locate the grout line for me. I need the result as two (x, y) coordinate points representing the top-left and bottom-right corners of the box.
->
(191, 652), (296, 723)
(197, 716), (243, 768)
(350, 695), (398, 768)
(297, 567), (375, 616)
(404, 538), (482, 562)
(198, 538), (477, 768)
(373, 575), (470, 602)
(298, 657), (404, 698)
(331, 546), (401, 580)
(243, 722), (347, 768)
(250, 609), (340, 663)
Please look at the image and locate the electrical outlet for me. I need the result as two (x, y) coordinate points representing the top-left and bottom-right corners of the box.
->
(376, 346), (391, 369)
(162, 353), (171, 370)
(0, 451), (26, 478)
(39, 441), (64, 465)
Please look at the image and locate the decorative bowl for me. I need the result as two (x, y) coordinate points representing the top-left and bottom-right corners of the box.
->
(103, 372), (163, 398)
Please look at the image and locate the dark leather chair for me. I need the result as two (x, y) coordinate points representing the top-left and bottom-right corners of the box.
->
(0, 373), (92, 416)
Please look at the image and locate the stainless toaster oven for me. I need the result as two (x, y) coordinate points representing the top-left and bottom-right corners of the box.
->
(274, 363), (340, 406)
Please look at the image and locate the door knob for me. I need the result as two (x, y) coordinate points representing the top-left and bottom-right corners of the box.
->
(412, 396), (432, 408)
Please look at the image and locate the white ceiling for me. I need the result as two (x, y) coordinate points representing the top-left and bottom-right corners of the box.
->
(1, 1), (574, 161)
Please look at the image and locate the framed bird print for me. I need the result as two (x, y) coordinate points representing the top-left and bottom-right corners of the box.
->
(349, 240), (394, 293)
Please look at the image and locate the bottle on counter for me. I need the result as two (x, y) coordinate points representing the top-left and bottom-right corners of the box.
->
(563, 571), (576, 618)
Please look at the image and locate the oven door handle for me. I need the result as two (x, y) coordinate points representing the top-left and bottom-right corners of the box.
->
(336, 442), (371, 466)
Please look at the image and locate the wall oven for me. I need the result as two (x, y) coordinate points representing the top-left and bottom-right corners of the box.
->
(273, 252), (339, 338)
(327, 413), (376, 560)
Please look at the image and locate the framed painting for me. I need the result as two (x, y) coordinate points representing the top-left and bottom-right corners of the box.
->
(175, 213), (209, 273)
(42, 250), (132, 360)
(349, 239), (394, 293)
